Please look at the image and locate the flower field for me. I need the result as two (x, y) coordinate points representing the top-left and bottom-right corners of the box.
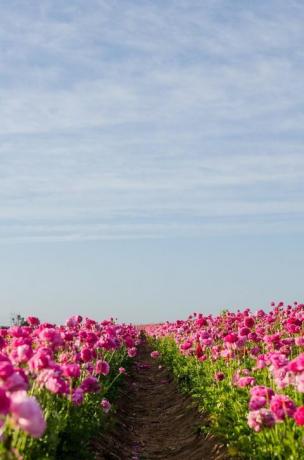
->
(0, 315), (140, 460)
(2, 302), (304, 460)
(145, 301), (304, 459)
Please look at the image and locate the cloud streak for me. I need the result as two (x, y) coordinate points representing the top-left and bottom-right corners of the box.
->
(0, 0), (303, 241)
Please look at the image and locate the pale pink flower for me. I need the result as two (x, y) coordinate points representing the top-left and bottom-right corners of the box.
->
(101, 398), (111, 413)
(150, 351), (160, 359)
(10, 391), (46, 438)
(128, 347), (137, 357)
(248, 409), (275, 432)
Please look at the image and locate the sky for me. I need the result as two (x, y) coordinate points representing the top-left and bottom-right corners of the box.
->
(0, 0), (303, 325)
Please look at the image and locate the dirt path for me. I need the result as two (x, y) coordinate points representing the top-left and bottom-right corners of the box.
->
(94, 341), (227, 459)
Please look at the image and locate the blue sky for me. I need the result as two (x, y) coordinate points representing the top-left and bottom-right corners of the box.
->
(0, 0), (303, 324)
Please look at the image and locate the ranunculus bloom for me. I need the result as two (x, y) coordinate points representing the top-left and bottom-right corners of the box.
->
(80, 347), (92, 363)
(119, 367), (126, 374)
(1, 371), (28, 392)
(236, 376), (255, 388)
(270, 394), (296, 421)
(248, 409), (275, 432)
(180, 340), (193, 351)
(294, 406), (304, 426)
(127, 347), (137, 357)
(224, 333), (238, 344)
(0, 388), (10, 414)
(95, 360), (110, 376)
(244, 317), (255, 328)
(72, 387), (84, 406)
(150, 351), (160, 359)
(249, 396), (267, 411)
(62, 364), (81, 379)
(26, 316), (40, 327)
(101, 398), (111, 413)
(214, 372), (225, 381)
(0, 361), (14, 379)
(10, 391), (46, 438)
(80, 376), (100, 393)
(250, 386), (274, 400)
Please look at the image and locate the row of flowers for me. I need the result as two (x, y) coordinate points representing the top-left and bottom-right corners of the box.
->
(146, 302), (304, 459)
(0, 314), (140, 460)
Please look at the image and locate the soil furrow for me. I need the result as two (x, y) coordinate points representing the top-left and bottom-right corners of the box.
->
(94, 341), (227, 459)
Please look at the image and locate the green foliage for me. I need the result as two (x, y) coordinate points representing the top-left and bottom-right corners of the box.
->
(150, 337), (304, 460)
(6, 349), (131, 460)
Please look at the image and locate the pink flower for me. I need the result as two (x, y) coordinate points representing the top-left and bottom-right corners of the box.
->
(26, 316), (40, 327)
(28, 348), (52, 373)
(66, 315), (82, 328)
(249, 396), (267, 410)
(127, 347), (137, 357)
(270, 394), (296, 421)
(1, 371), (28, 392)
(150, 351), (160, 359)
(80, 348), (92, 363)
(236, 376), (256, 388)
(10, 391), (46, 438)
(62, 364), (81, 379)
(80, 376), (100, 393)
(119, 367), (126, 374)
(248, 409), (275, 432)
(39, 328), (62, 347)
(224, 333), (238, 344)
(288, 354), (304, 373)
(72, 388), (84, 406)
(95, 360), (110, 376)
(294, 406), (304, 426)
(0, 389), (10, 414)
(214, 372), (225, 381)
(45, 376), (69, 395)
(101, 398), (111, 413)
(295, 337), (304, 347)
(14, 344), (33, 364)
(0, 361), (14, 379)
(180, 340), (193, 351)
(244, 317), (255, 328)
(239, 327), (250, 337)
(250, 386), (274, 400)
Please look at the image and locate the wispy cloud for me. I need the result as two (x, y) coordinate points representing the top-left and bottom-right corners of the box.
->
(0, 0), (303, 240)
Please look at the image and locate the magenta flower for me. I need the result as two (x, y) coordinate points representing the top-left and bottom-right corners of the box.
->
(249, 396), (267, 410)
(101, 398), (111, 413)
(80, 376), (100, 393)
(236, 376), (256, 388)
(270, 394), (296, 421)
(10, 391), (46, 438)
(214, 372), (225, 382)
(294, 406), (304, 426)
(0, 388), (10, 415)
(128, 347), (137, 357)
(150, 351), (160, 359)
(0, 361), (14, 380)
(26, 316), (40, 327)
(95, 360), (110, 376)
(80, 347), (92, 363)
(62, 364), (81, 379)
(72, 387), (84, 406)
(248, 409), (275, 432)
(250, 386), (274, 400)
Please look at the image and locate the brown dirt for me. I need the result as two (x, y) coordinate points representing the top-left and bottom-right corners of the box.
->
(94, 341), (228, 460)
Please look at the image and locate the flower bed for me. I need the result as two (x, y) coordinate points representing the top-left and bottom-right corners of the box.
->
(146, 302), (304, 459)
(0, 315), (140, 460)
